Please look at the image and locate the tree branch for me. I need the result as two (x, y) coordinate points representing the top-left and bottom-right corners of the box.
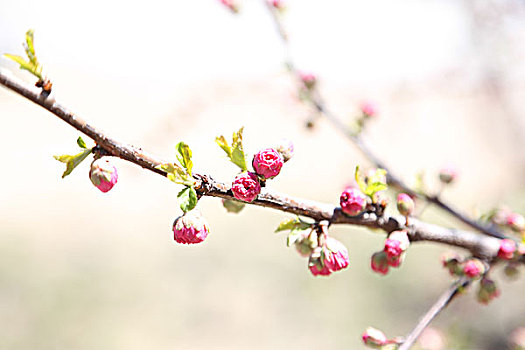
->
(398, 277), (471, 350)
(0, 69), (507, 262)
(261, 2), (506, 240)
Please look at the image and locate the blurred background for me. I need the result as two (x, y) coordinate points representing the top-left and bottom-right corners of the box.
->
(1, 0), (525, 349)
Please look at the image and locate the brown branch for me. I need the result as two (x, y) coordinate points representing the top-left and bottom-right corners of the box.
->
(398, 277), (471, 350)
(0, 69), (507, 262)
(261, 3), (506, 240)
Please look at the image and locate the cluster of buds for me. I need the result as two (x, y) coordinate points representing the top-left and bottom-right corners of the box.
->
(231, 147), (287, 203)
(397, 193), (415, 225)
(441, 253), (486, 279)
(340, 187), (367, 216)
(89, 158), (118, 193)
(477, 277), (500, 304)
(308, 235), (349, 277)
(172, 210), (210, 244)
(371, 230), (410, 275)
(438, 165), (458, 185)
(362, 327), (402, 349)
(219, 0), (239, 13)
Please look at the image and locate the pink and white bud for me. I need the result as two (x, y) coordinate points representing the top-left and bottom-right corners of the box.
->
(340, 188), (367, 216)
(387, 253), (405, 268)
(89, 158), (118, 193)
(360, 101), (377, 118)
(173, 210), (210, 244)
(252, 148), (284, 179)
(275, 139), (294, 162)
(462, 259), (485, 278)
(397, 193), (415, 218)
(299, 71), (317, 90)
(510, 327), (525, 350)
(219, 0), (239, 13)
(362, 327), (388, 348)
(231, 172), (261, 203)
(506, 212), (525, 233)
(308, 247), (331, 276)
(498, 239), (516, 260)
(323, 236), (350, 272)
(477, 277), (500, 304)
(371, 251), (389, 275)
(438, 165), (458, 184)
(268, 0), (285, 10)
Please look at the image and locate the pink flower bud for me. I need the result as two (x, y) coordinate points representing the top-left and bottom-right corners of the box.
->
(462, 259), (485, 278)
(219, 0), (239, 12)
(323, 236), (350, 272)
(397, 193), (415, 218)
(498, 239), (516, 260)
(362, 327), (388, 348)
(308, 263), (331, 276)
(172, 210), (210, 244)
(510, 327), (525, 349)
(275, 139), (294, 162)
(371, 251), (389, 275)
(252, 148), (284, 179)
(477, 277), (500, 304)
(268, 0), (284, 10)
(441, 252), (463, 276)
(384, 231), (410, 268)
(231, 172), (261, 203)
(506, 212), (525, 232)
(384, 239), (403, 259)
(387, 253), (405, 268)
(299, 71), (317, 90)
(308, 247), (332, 277)
(360, 101), (377, 118)
(89, 159), (118, 193)
(340, 188), (367, 216)
(438, 165), (458, 184)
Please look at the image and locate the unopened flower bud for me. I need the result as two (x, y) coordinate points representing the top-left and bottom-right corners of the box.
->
(510, 327), (525, 350)
(299, 71), (317, 90)
(498, 239), (516, 260)
(462, 259), (485, 278)
(360, 101), (377, 118)
(506, 212), (525, 233)
(231, 172), (261, 203)
(294, 230), (317, 257)
(340, 188), (367, 216)
(362, 327), (388, 348)
(222, 199), (245, 213)
(268, 0), (285, 10)
(503, 262), (520, 279)
(172, 210), (210, 244)
(275, 139), (294, 162)
(371, 251), (389, 275)
(252, 148), (284, 180)
(438, 165), (458, 184)
(477, 277), (500, 304)
(323, 236), (350, 272)
(89, 158), (118, 193)
(397, 193), (415, 218)
(387, 253), (405, 268)
(441, 252), (463, 276)
(308, 247), (331, 276)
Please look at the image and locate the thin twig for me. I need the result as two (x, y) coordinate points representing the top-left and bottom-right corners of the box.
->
(0, 69), (507, 262)
(398, 277), (471, 350)
(261, 2), (506, 240)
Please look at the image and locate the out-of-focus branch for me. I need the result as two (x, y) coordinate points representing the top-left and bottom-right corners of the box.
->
(261, 2), (507, 240)
(0, 69), (509, 262)
(398, 277), (471, 350)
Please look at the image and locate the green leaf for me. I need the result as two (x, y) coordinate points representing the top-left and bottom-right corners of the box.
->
(24, 29), (36, 63)
(231, 127), (247, 171)
(365, 182), (388, 197)
(54, 148), (92, 178)
(275, 217), (311, 233)
(215, 135), (232, 158)
(156, 163), (195, 187)
(3, 29), (43, 79)
(355, 165), (367, 194)
(77, 136), (87, 149)
(178, 186), (198, 213)
(176, 141), (193, 176)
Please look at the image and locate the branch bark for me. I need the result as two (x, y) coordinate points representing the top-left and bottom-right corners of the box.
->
(0, 69), (505, 262)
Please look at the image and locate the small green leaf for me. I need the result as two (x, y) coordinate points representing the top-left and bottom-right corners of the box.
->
(365, 182), (388, 197)
(176, 141), (193, 176)
(24, 29), (36, 63)
(231, 127), (247, 171)
(77, 136), (87, 149)
(156, 163), (195, 186)
(355, 165), (367, 194)
(54, 148), (92, 178)
(215, 135), (232, 158)
(275, 217), (311, 233)
(178, 186), (198, 212)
